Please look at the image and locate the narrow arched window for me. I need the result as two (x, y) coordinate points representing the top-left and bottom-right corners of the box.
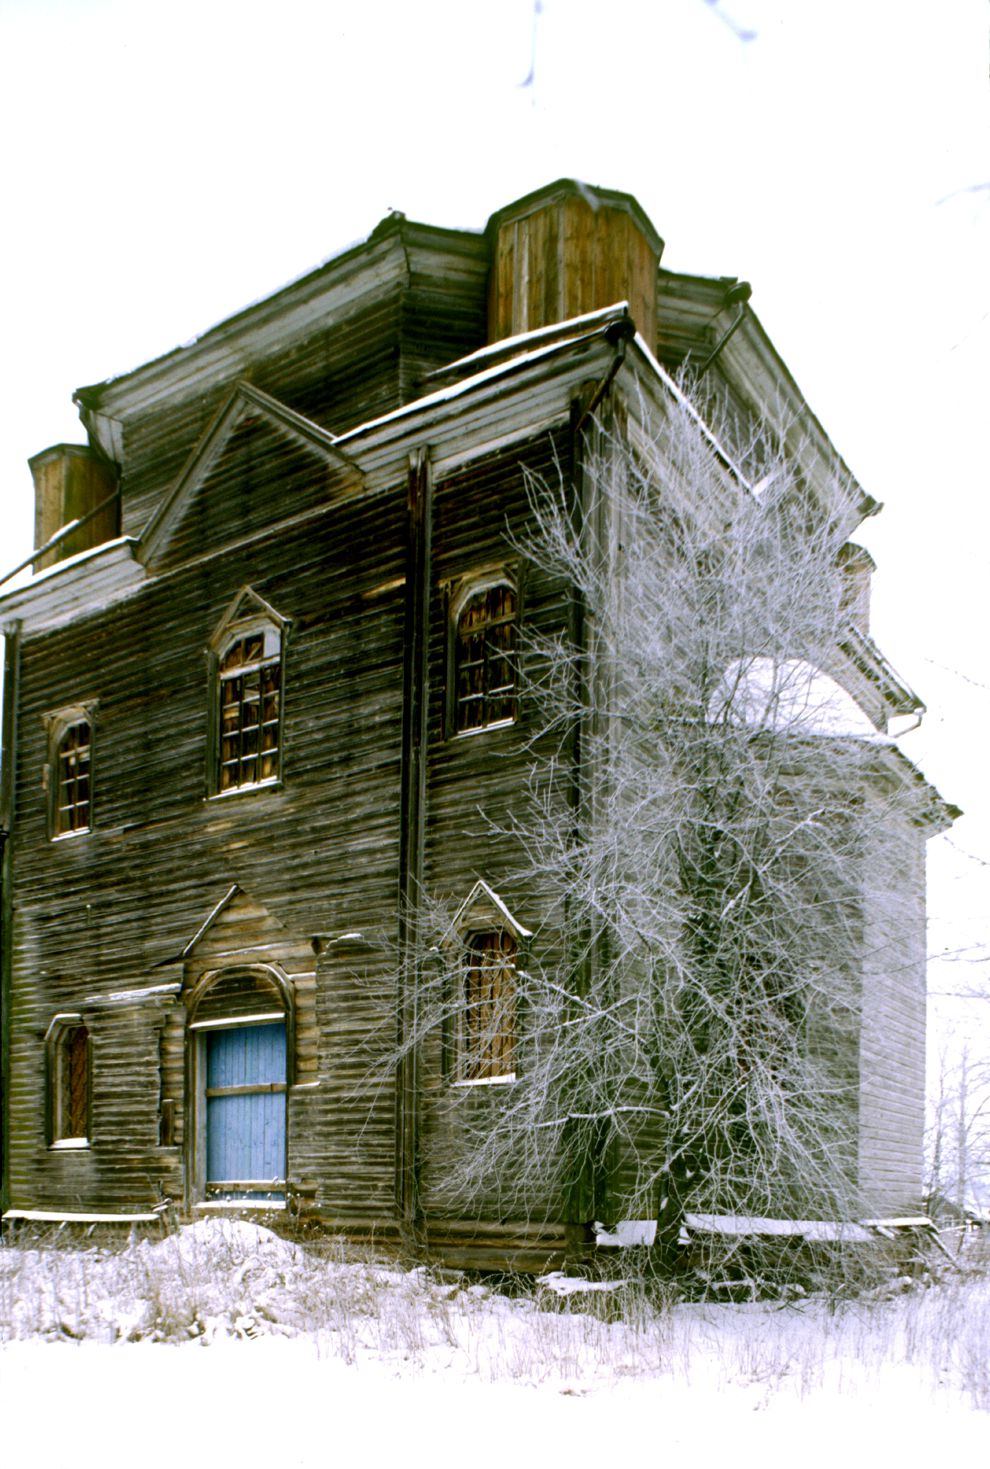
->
(217, 622), (282, 791)
(458, 929), (517, 1082)
(46, 1016), (90, 1147)
(453, 582), (517, 734)
(52, 715), (92, 836)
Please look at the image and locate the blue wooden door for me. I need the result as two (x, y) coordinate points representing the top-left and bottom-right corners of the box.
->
(205, 1022), (286, 1199)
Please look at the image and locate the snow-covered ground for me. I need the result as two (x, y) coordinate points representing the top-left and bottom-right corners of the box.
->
(1, 1219), (986, 1465)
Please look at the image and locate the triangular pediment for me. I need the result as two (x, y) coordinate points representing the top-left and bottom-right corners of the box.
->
(139, 381), (365, 570)
(209, 585), (290, 653)
(178, 882), (290, 963)
(175, 885), (319, 1084)
(452, 880), (533, 940)
(178, 886), (291, 1032)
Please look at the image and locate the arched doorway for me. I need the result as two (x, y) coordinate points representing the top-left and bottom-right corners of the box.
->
(186, 965), (293, 1203)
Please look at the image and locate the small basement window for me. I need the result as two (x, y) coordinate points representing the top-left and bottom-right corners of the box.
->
(46, 1015), (91, 1148)
(452, 582), (517, 734)
(457, 929), (517, 1083)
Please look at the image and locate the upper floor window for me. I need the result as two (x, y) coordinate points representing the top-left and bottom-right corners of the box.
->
(209, 588), (289, 796)
(458, 929), (517, 1083)
(46, 707), (94, 839)
(56, 719), (92, 834)
(452, 580), (517, 735)
(46, 1014), (90, 1147)
(218, 624), (282, 792)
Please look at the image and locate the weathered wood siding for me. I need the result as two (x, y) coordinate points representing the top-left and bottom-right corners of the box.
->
(5, 398), (584, 1231)
(489, 192), (659, 346)
(6, 463), (410, 1216)
(4, 180), (936, 1250)
(150, 421), (358, 575)
(857, 810), (928, 1213)
(399, 231), (490, 402)
(417, 428), (576, 1223)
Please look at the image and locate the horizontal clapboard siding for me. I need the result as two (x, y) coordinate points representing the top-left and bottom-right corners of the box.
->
(7, 404), (585, 1228)
(857, 815), (927, 1214)
(416, 428), (576, 1220)
(7, 462), (411, 1214)
(3, 185), (938, 1259)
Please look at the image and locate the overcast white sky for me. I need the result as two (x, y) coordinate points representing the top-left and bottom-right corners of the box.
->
(0, 0), (987, 1060)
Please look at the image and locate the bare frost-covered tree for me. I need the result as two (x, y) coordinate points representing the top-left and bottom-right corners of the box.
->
(926, 1045), (990, 1218)
(402, 391), (914, 1260)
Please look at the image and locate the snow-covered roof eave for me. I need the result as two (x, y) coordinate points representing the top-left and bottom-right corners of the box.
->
(73, 210), (490, 432)
(658, 266), (878, 530)
(0, 533), (136, 593)
(420, 302), (751, 489)
(332, 312), (631, 450)
(423, 301), (635, 383)
(0, 537), (144, 634)
(839, 623), (925, 720)
(879, 743), (961, 834)
(629, 329), (751, 490)
(332, 305), (753, 503)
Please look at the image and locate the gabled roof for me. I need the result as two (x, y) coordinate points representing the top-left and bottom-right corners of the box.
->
(158, 881), (294, 967)
(209, 585), (291, 651)
(138, 380), (365, 566)
(73, 213), (487, 433)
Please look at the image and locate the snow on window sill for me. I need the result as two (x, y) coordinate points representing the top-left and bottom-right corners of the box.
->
(194, 1200), (286, 1212)
(452, 1073), (516, 1088)
(452, 718), (516, 740)
(208, 777), (282, 801)
(50, 1137), (90, 1151)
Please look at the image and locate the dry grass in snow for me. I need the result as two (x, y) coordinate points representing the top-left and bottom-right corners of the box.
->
(0, 1218), (986, 1464)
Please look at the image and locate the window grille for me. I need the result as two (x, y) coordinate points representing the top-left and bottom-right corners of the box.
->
(453, 584), (517, 733)
(218, 624), (281, 791)
(54, 719), (92, 835)
(459, 930), (516, 1081)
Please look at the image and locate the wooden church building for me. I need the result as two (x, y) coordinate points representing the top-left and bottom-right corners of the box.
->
(0, 181), (952, 1265)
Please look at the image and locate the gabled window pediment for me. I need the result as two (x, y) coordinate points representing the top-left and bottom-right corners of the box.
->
(209, 586), (290, 655)
(452, 879), (532, 942)
(448, 881), (531, 1086)
(208, 590), (289, 795)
